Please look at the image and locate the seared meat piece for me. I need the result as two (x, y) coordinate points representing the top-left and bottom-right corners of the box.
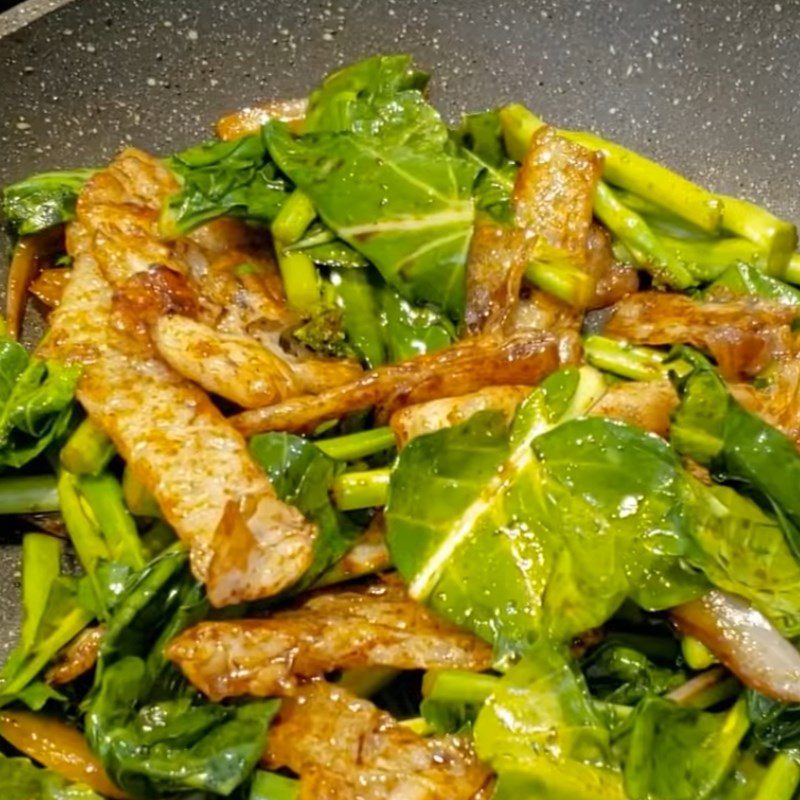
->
(40, 151), (315, 607)
(584, 224), (639, 309)
(514, 126), (602, 262)
(464, 223), (525, 335)
(264, 682), (493, 800)
(167, 578), (493, 701)
(231, 331), (558, 436)
(589, 379), (678, 438)
(605, 291), (797, 380)
(216, 97), (308, 140)
(46, 626), (104, 686)
(390, 385), (532, 446)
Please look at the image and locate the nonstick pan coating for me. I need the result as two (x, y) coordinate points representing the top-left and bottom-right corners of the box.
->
(1, 0), (799, 656)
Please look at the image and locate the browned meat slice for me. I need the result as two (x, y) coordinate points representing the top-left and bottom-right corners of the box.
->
(589, 379), (678, 438)
(216, 97), (308, 140)
(45, 626), (104, 686)
(315, 513), (391, 588)
(264, 682), (493, 800)
(605, 292), (797, 379)
(464, 223), (525, 335)
(153, 315), (359, 408)
(166, 578), (493, 701)
(514, 126), (602, 262)
(40, 155), (315, 607)
(390, 385), (532, 446)
(584, 224), (639, 309)
(231, 331), (559, 435)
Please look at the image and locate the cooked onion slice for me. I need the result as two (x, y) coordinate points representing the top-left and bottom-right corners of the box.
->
(672, 590), (800, 703)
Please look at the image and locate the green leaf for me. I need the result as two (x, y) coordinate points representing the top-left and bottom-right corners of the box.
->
(249, 432), (359, 588)
(0, 573), (92, 708)
(672, 363), (800, 563)
(161, 134), (291, 237)
(0, 754), (102, 800)
(475, 643), (626, 800)
(264, 57), (478, 320)
(624, 697), (750, 800)
(85, 546), (276, 796)
(582, 643), (685, 706)
(0, 329), (80, 470)
(453, 110), (517, 222)
(746, 690), (800, 753)
(475, 643), (615, 767)
(705, 263), (800, 305)
(2, 169), (95, 236)
(331, 268), (455, 367)
(387, 369), (704, 653)
(685, 482), (800, 636)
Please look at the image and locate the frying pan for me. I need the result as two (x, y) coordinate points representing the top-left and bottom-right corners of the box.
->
(1, 0), (799, 659)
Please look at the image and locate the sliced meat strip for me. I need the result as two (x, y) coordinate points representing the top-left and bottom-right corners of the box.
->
(216, 97), (308, 140)
(514, 126), (603, 263)
(46, 626), (104, 686)
(231, 330), (559, 436)
(464, 223), (525, 335)
(40, 158), (315, 607)
(588, 379), (678, 438)
(390, 385), (532, 447)
(584, 223), (639, 309)
(166, 578), (493, 701)
(264, 682), (493, 800)
(605, 291), (797, 380)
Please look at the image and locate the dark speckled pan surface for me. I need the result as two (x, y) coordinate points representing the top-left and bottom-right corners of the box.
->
(0, 0), (799, 656)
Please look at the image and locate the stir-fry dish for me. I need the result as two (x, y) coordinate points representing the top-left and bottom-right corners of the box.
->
(3, 53), (800, 799)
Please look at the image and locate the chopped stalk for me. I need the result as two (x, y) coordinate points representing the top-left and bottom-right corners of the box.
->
(332, 468), (391, 511)
(122, 465), (161, 518)
(0, 475), (59, 515)
(60, 418), (115, 476)
(681, 635), (717, 671)
(594, 183), (696, 289)
(250, 770), (300, 800)
(524, 259), (595, 308)
(666, 667), (740, 709)
(338, 666), (399, 698)
(422, 669), (499, 706)
(720, 194), (797, 275)
(400, 717), (435, 736)
(20, 534), (62, 651)
(660, 234), (768, 282)
(56, 471), (110, 605)
(754, 753), (800, 800)
(583, 335), (669, 382)
(315, 426), (396, 460)
(0, 605), (93, 703)
(271, 189), (316, 244)
(79, 473), (144, 570)
(276, 250), (320, 313)
(784, 253), (800, 286)
(272, 190), (320, 313)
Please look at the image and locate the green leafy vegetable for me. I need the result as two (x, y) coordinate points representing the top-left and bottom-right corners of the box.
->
(332, 268), (455, 367)
(387, 366), (707, 652)
(249, 432), (359, 588)
(672, 362), (800, 562)
(161, 134), (290, 237)
(475, 643), (625, 799)
(3, 169), (95, 236)
(0, 754), (102, 800)
(705, 263), (800, 305)
(0, 326), (80, 470)
(85, 546), (277, 797)
(265, 55), (478, 319)
(624, 697), (750, 800)
(746, 690), (800, 753)
(453, 110), (516, 222)
(582, 643), (685, 706)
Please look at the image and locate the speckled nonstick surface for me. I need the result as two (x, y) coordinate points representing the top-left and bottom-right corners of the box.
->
(1, 0), (799, 658)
